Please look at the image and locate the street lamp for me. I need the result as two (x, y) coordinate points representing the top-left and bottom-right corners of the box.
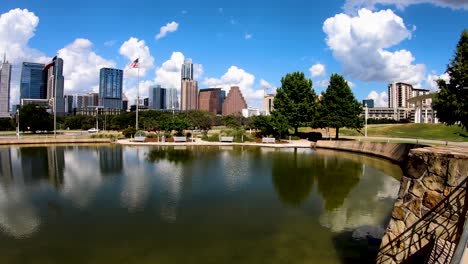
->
(364, 103), (368, 137)
(96, 106), (99, 132)
(16, 109), (19, 140)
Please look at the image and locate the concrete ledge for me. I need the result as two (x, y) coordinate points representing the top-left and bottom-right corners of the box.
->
(315, 140), (425, 163)
(0, 138), (112, 145)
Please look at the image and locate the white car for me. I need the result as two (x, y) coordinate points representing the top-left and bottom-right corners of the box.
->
(87, 128), (99, 133)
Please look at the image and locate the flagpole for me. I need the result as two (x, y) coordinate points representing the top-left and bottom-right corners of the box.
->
(136, 63), (139, 130)
(54, 57), (57, 138)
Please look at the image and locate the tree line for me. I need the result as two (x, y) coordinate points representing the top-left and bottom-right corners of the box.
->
(0, 72), (363, 139)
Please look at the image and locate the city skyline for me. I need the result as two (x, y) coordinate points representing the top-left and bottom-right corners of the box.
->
(0, 0), (467, 109)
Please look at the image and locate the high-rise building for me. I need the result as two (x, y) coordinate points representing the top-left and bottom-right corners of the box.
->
(222, 86), (247, 116)
(181, 79), (198, 111)
(122, 94), (129, 111)
(262, 94), (275, 115)
(180, 58), (198, 111)
(64, 94), (74, 114)
(181, 58), (193, 80)
(0, 55), (12, 117)
(149, 85), (166, 110)
(99, 68), (123, 110)
(388, 82), (413, 108)
(199, 88), (222, 115)
(166, 88), (179, 110)
(20, 62), (46, 100)
(44, 57), (65, 115)
(362, 99), (374, 108)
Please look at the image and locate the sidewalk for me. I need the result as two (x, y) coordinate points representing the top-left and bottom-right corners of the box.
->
(341, 136), (468, 147)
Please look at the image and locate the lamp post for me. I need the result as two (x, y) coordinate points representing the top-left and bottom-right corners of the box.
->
(364, 103), (368, 137)
(16, 109), (19, 140)
(96, 106), (99, 132)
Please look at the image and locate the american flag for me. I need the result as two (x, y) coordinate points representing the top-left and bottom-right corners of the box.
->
(130, 58), (139, 68)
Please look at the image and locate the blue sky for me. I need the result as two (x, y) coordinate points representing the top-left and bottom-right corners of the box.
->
(0, 0), (467, 108)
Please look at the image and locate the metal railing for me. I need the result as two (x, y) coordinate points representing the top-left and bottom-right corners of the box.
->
(376, 176), (468, 263)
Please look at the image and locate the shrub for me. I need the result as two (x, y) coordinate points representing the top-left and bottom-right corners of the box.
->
(122, 126), (136, 138)
(201, 133), (220, 142)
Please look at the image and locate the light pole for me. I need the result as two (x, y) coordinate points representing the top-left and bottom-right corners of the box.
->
(16, 109), (19, 140)
(96, 106), (99, 132)
(364, 103), (368, 137)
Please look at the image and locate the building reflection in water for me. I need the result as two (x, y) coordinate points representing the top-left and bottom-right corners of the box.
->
(0, 147), (41, 238)
(99, 146), (123, 176)
(121, 147), (151, 212)
(62, 146), (102, 208)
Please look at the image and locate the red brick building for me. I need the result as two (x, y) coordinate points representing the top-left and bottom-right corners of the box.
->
(222, 86), (247, 116)
(198, 88), (222, 115)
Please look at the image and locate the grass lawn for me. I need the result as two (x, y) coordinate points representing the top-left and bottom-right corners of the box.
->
(340, 123), (468, 142)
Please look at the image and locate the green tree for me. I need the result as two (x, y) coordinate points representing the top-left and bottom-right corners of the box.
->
(19, 104), (53, 133)
(433, 30), (468, 131)
(272, 72), (317, 134)
(187, 110), (214, 134)
(318, 74), (363, 139)
(0, 118), (15, 131)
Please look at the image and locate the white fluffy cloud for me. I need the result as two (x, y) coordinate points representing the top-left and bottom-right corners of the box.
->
(309, 63), (326, 78)
(154, 51), (185, 89)
(260, 79), (276, 92)
(58, 38), (116, 94)
(0, 9), (50, 105)
(323, 8), (425, 86)
(344, 0), (468, 13)
(367, 90), (388, 107)
(203, 66), (263, 106)
(424, 72), (450, 91)
(244, 33), (253, 40)
(119, 37), (155, 78)
(155, 21), (179, 40)
(123, 51), (205, 105)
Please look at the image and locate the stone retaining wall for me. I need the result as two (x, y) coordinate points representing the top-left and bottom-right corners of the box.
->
(376, 146), (468, 263)
(315, 140), (422, 163)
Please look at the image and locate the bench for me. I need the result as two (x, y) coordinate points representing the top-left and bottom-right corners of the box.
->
(173, 136), (187, 142)
(262, 137), (276, 144)
(220, 136), (234, 142)
(133, 136), (146, 142)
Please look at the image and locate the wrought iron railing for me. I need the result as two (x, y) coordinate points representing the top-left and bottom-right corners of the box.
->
(376, 175), (468, 263)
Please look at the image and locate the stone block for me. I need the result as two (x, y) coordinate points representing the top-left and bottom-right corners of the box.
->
(398, 177), (410, 199)
(426, 155), (449, 177)
(409, 180), (425, 198)
(422, 173), (445, 192)
(448, 159), (468, 187)
(405, 211), (420, 228)
(404, 154), (427, 179)
(407, 198), (422, 217)
(423, 191), (444, 209)
(392, 206), (406, 220)
(377, 255), (396, 264)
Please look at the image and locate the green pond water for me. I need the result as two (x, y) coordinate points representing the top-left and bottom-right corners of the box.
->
(0, 145), (402, 263)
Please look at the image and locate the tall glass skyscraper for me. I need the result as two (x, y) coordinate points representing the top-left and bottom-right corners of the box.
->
(99, 68), (123, 110)
(45, 57), (65, 115)
(148, 85), (166, 110)
(20, 62), (46, 100)
(181, 58), (193, 80)
(0, 56), (11, 117)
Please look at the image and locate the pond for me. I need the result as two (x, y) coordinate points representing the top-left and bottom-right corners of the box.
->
(0, 145), (402, 264)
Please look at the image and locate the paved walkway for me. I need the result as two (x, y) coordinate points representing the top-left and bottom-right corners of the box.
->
(341, 136), (468, 147)
(117, 138), (314, 148)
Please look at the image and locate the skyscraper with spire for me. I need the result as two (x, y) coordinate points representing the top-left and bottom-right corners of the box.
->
(0, 54), (12, 117)
(180, 58), (198, 111)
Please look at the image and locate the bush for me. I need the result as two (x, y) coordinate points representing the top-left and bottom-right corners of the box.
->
(295, 131), (322, 141)
(202, 133), (220, 142)
(122, 126), (136, 138)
